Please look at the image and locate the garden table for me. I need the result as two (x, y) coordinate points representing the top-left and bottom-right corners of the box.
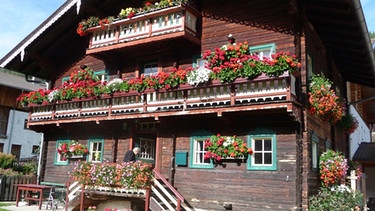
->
(15, 184), (52, 210)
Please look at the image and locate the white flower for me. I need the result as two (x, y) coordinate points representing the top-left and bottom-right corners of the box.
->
(331, 184), (351, 193)
(187, 66), (212, 86)
(222, 136), (234, 147)
(107, 78), (123, 87)
(48, 90), (59, 102)
(106, 78), (123, 92)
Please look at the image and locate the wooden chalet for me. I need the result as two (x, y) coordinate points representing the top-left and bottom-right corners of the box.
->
(1, 0), (375, 210)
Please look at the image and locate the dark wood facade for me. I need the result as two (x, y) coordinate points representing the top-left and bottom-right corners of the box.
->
(2, 0), (373, 210)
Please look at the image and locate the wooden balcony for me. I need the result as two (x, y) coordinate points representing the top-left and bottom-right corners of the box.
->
(86, 3), (200, 54)
(26, 72), (302, 127)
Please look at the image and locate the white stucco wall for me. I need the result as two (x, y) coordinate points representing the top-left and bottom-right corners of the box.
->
(0, 109), (42, 158)
(349, 105), (371, 160)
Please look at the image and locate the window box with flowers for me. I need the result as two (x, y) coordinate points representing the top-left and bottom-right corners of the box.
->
(57, 140), (88, 160)
(18, 42), (301, 107)
(204, 134), (253, 163)
(202, 42), (301, 84)
(69, 160), (152, 190)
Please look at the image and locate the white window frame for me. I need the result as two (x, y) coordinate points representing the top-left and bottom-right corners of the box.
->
(311, 132), (319, 171)
(142, 62), (159, 77)
(252, 138), (273, 166)
(55, 140), (69, 166)
(249, 43), (276, 60)
(189, 134), (213, 169)
(88, 139), (104, 163)
(93, 70), (109, 83)
(137, 138), (156, 161)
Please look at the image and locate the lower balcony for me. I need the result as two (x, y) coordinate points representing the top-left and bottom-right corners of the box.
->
(26, 71), (301, 127)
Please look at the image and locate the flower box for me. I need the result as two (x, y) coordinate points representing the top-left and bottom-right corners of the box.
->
(70, 155), (85, 159)
(204, 134), (253, 163)
(221, 156), (246, 160)
(57, 140), (88, 159)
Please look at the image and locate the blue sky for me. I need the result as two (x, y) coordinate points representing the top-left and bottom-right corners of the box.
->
(0, 0), (374, 59)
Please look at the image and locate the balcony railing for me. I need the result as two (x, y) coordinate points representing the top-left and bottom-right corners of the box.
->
(86, 4), (200, 51)
(27, 72), (299, 126)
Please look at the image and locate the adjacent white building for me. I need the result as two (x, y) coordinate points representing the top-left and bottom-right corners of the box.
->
(0, 69), (44, 159)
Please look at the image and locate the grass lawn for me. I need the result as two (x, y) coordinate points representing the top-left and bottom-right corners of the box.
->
(0, 202), (13, 211)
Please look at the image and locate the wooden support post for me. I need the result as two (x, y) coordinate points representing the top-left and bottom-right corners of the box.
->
(80, 185), (85, 211)
(144, 188), (150, 211)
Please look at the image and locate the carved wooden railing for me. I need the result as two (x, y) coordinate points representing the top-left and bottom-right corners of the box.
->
(27, 72), (298, 125)
(86, 3), (200, 50)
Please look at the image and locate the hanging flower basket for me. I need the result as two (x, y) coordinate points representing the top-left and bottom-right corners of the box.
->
(337, 113), (358, 134)
(308, 73), (345, 124)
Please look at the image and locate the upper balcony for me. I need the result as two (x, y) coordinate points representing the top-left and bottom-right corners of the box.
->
(85, 3), (201, 55)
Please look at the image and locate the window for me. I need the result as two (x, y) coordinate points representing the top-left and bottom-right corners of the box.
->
(94, 70), (109, 82)
(247, 130), (277, 170)
(193, 55), (206, 68)
(88, 139), (104, 162)
(307, 53), (313, 79)
(32, 145), (39, 154)
(142, 62), (158, 77)
(0, 106), (10, 138)
(249, 43), (275, 60)
(325, 139), (331, 151)
(190, 132), (213, 168)
(55, 140), (69, 165)
(311, 133), (319, 171)
(62, 76), (70, 84)
(62, 70), (109, 84)
(11, 144), (21, 160)
(0, 143), (3, 152)
(137, 137), (156, 163)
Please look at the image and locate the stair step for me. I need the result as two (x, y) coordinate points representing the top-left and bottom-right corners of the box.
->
(150, 197), (167, 211)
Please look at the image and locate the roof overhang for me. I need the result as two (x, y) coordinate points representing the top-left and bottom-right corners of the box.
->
(305, 0), (375, 87)
(353, 142), (375, 166)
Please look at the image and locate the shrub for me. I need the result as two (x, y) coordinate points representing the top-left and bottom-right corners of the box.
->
(0, 153), (16, 169)
(309, 186), (363, 210)
(11, 161), (38, 175)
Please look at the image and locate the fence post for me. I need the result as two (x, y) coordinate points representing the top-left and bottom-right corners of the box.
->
(348, 170), (357, 192)
(0, 175), (6, 200)
(2, 175), (36, 201)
